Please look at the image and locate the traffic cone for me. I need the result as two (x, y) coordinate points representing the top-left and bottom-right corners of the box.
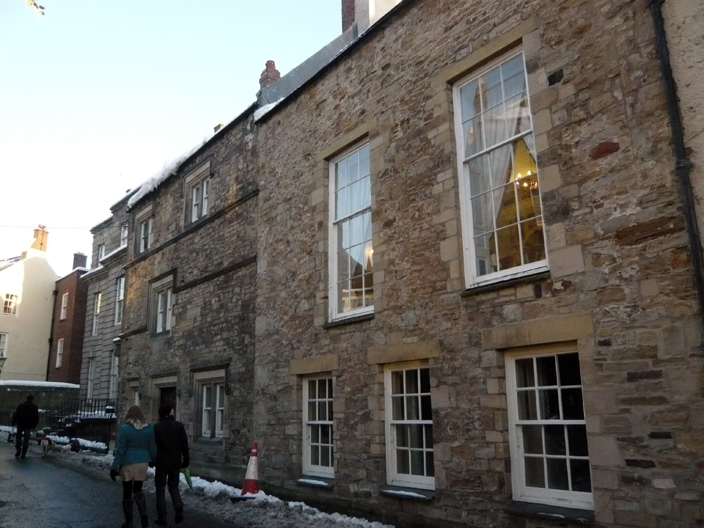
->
(241, 442), (259, 495)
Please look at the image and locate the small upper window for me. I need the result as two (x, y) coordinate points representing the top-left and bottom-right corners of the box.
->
(453, 52), (547, 287)
(120, 224), (129, 248)
(115, 276), (125, 325)
(98, 244), (106, 262)
(189, 178), (210, 223)
(138, 218), (153, 254)
(0, 332), (8, 358)
(91, 292), (102, 335)
(60, 292), (69, 320)
(328, 143), (373, 320)
(3, 294), (18, 316)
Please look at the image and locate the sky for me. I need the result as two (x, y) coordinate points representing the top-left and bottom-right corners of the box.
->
(0, 0), (342, 277)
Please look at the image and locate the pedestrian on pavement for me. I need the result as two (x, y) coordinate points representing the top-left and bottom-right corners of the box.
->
(153, 402), (189, 525)
(110, 405), (157, 528)
(12, 394), (39, 459)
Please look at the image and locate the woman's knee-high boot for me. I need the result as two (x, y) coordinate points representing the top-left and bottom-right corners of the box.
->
(133, 492), (149, 527)
(121, 499), (134, 528)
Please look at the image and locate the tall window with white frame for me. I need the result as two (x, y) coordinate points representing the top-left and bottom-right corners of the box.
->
(201, 381), (224, 439)
(506, 350), (592, 510)
(302, 376), (334, 478)
(189, 178), (210, 223)
(60, 292), (68, 320)
(55, 338), (64, 368)
(91, 292), (102, 335)
(155, 287), (172, 334)
(453, 51), (547, 287)
(384, 364), (434, 490)
(329, 143), (373, 320)
(138, 217), (153, 254)
(0, 332), (8, 358)
(3, 294), (18, 315)
(120, 224), (129, 248)
(98, 244), (105, 262)
(115, 277), (125, 325)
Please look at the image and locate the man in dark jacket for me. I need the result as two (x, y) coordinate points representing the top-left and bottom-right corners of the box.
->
(12, 395), (39, 458)
(153, 402), (189, 525)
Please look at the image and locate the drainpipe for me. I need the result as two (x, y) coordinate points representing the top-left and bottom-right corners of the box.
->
(46, 289), (58, 380)
(649, 0), (704, 327)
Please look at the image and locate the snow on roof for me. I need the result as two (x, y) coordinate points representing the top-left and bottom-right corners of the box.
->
(0, 256), (21, 272)
(79, 264), (104, 279)
(127, 132), (218, 210)
(0, 380), (79, 389)
(99, 244), (126, 263)
(253, 98), (284, 122)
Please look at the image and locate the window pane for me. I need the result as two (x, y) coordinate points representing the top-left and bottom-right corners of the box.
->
(537, 356), (558, 386)
(460, 79), (480, 121)
(308, 379), (317, 399)
(420, 395), (432, 421)
(311, 444), (319, 465)
(425, 450), (435, 477)
(562, 388), (585, 420)
(495, 183), (517, 229)
(468, 154), (491, 196)
(318, 401), (327, 421)
(410, 450), (425, 475)
(517, 390), (537, 420)
(320, 424), (330, 444)
(495, 224), (520, 271)
(424, 424), (433, 449)
(311, 425), (319, 443)
(558, 353), (582, 386)
(463, 117), (482, 157)
(515, 359), (535, 387)
(484, 104), (508, 150)
(396, 424), (409, 447)
(547, 458), (569, 490)
(522, 425), (543, 454)
(391, 371), (404, 394)
(521, 218), (546, 264)
(544, 425), (566, 455)
(396, 449), (410, 474)
(474, 232), (497, 276)
(570, 459), (592, 492)
(392, 395), (405, 421)
(321, 445), (331, 467)
(471, 192), (494, 235)
(539, 389), (560, 420)
(567, 425), (589, 457)
(406, 395), (419, 420)
(405, 369), (419, 394)
(409, 424), (423, 449)
(203, 386), (212, 407)
(308, 401), (316, 421)
(524, 457), (545, 488)
(501, 55), (525, 98)
(328, 401), (333, 420)
(420, 368), (430, 393)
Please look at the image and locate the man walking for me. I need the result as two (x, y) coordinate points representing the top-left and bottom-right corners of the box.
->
(153, 402), (189, 525)
(12, 394), (39, 458)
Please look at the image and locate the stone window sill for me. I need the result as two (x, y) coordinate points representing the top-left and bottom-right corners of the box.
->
(379, 486), (434, 501)
(504, 501), (594, 525)
(323, 313), (374, 329)
(461, 270), (551, 297)
(297, 477), (334, 490)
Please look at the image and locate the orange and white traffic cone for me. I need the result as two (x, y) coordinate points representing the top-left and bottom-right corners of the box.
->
(241, 442), (259, 495)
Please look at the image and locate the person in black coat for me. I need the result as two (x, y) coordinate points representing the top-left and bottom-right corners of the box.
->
(153, 402), (189, 525)
(12, 394), (39, 458)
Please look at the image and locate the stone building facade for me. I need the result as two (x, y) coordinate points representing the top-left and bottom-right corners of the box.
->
(103, 1), (703, 527)
(80, 196), (132, 401)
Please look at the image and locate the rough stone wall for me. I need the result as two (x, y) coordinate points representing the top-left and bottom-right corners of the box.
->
(250, 0), (704, 527)
(119, 117), (258, 476)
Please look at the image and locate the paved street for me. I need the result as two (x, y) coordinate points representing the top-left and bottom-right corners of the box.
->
(0, 440), (235, 528)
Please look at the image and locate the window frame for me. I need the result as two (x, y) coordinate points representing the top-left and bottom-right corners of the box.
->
(452, 50), (548, 288)
(91, 292), (102, 336)
(86, 357), (95, 398)
(0, 332), (8, 358)
(3, 294), (18, 316)
(505, 347), (593, 510)
(185, 162), (211, 225)
(56, 338), (64, 368)
(120, 224), (129, 248)
(328, 142), (374, 322)
(60, 292), (69, 320)
(108, 354), (119, 400)
(98, 244), (105, 262)
(115, 276), (125, 326)
(302, 375), (335, 478)
(194, 369), (226, 440)
(384, 362), (435, 490)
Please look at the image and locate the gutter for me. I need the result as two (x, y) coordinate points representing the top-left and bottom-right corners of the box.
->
(649, 0), (704, 327)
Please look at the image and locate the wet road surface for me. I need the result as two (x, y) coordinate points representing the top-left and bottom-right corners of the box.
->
(0, 440), (238, 528)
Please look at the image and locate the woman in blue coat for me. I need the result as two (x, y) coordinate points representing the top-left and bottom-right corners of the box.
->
(110, 405), (157, 528)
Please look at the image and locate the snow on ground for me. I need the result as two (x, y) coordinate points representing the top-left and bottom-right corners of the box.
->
(0, 428), (393, 528)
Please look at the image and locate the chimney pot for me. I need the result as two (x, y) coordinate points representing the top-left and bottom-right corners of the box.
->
(259, 60), (281, 89)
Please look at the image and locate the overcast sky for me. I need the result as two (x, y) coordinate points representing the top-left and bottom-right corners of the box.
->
(0, 0), (341, 277)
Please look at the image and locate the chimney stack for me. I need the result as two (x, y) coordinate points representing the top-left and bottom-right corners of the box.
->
(31, 224), (48, 251)
(259, 60), (281, 89)
(341, 0), (403, 34)
(73, 252), (87, 270)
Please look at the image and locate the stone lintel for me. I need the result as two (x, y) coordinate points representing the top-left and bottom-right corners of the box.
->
(432, 17), (537, 88)
(367, 340), (442, 365)
(482, 313), (594, 350)
(316, 119), (377, 161)
(289, 353), (339, 375)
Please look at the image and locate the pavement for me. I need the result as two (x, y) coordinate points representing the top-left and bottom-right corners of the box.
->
(0, 439), (236, 528)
